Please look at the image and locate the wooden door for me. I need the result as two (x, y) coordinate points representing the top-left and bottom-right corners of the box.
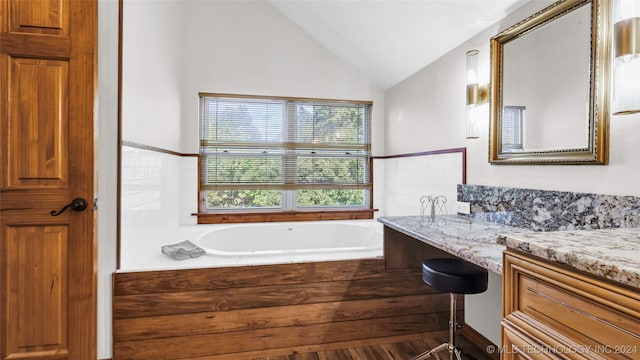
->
(0, 0), (97, 359)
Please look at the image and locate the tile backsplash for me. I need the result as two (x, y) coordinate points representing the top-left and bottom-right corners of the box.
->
(458, 184), (640, 231)
(379, 152), (464, 216)
(120, 145), (198, 270)
(121, 146), (197, 229)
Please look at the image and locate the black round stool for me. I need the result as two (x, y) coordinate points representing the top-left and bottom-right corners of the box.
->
(411, 258), (488, 360)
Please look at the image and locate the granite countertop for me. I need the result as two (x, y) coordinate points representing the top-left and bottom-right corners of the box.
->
(379, 215), (640, 290)
(499, 228), (640, 290)
(378, 215), (528, 274)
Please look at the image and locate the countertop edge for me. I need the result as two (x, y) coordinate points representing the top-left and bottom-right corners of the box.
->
(379, 216), (505, 275)
(499, 231), (640, 290)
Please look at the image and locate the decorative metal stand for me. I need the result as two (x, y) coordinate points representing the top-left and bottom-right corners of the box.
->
(420, 195), (448, 225)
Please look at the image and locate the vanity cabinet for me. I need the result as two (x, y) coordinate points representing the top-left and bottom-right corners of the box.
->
(502, 250), (640, 360)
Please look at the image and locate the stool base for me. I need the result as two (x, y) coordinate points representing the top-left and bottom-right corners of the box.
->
(411, 293), (462, 360)
(411, 342), (462, 360)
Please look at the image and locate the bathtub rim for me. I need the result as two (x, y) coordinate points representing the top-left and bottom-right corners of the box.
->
(194, 219), (383, 256)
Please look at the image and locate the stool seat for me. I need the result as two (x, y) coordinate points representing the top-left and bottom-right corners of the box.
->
(412, 258), (488, 360)
(422, 258), (488, 295)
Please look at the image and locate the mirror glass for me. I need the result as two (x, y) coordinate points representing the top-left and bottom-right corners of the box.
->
(490, 0), (611, 164)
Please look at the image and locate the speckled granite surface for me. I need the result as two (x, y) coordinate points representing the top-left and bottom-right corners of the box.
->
(458, 184), (640, 231)
(382, 185), (640, 289)
(380, 214), (640, 289)
(378, 215), (528, 274)
(498, 229), (640, 289)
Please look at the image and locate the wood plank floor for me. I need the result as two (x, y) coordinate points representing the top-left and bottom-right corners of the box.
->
(254, 332), (493, 360)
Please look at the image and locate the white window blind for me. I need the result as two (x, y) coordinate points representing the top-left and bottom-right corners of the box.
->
(199, 95), (372, 193)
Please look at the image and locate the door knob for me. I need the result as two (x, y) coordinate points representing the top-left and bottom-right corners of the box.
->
(50, 198), (88, 216)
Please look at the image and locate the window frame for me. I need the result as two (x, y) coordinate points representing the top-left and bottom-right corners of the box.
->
(196, 93), (375, 224)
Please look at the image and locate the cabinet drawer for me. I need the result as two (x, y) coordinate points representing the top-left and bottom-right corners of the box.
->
(503, 251), (640, 360)
(503, 321), (562, 360)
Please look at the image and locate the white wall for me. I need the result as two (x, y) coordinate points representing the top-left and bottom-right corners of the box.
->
(386, 0), (640, 198)
(97, 0), (119, 358)
(178, 0), (384, 155)
(121, 0), (185, 152)
(384, 0), (640, 346)
(120, 0), (385, 216)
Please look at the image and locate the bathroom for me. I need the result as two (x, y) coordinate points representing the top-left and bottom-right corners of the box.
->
(53, 0), (640, 358)
(110, 2), (640, 358)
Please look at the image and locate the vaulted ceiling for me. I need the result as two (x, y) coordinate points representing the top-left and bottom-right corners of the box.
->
(268, 0), (529, 90)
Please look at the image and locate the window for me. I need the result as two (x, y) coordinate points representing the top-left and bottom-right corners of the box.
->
(199, 94), (372, 219)
(502, 106), (525, 152)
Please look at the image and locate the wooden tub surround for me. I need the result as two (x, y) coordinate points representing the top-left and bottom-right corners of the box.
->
(112, 258), (456, 359)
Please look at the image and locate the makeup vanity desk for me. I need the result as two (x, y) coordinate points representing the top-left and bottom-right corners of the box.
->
(378, 214), (524, 273)
(378, 215), (640, 360)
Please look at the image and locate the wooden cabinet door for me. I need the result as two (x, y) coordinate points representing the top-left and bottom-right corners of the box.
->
(502, 250), (640, 360)
(0, 1), (97, 359)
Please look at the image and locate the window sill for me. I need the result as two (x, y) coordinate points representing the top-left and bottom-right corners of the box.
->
(193, 209), (378, 224)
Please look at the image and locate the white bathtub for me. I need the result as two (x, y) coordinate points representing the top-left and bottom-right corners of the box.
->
(195, 219), (383, 263)
(119, 219), (383, 272)
(197, 220), (382, 256)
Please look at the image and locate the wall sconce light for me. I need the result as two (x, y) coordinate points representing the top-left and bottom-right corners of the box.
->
(466, 50), (489, 138)
(613, 0), (640, 115)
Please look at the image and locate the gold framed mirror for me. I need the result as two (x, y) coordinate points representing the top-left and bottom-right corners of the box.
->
(489, 0), (612, 165)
